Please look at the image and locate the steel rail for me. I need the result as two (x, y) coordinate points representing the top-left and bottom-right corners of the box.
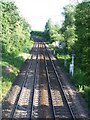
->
(9, 43), (37, 119)
(43, 42), (75, 120)
(30, 42), (39, 119)
(42, 43), (56, 120)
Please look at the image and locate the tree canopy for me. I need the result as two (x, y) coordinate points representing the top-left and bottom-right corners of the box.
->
(44, 1), (90, 85)
(74, 1), (90, 84)
(1, 1), (31, 55)
(44, 19), (64, 43)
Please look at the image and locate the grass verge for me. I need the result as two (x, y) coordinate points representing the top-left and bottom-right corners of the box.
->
(48, 42), (90, 107)
(1, 41), (34, 102)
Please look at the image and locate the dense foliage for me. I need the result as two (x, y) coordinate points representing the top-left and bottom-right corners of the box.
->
(62, 5), (77, 50)
(31, 31), (44, 37)
(1, 1), (33, 101)
(1, 1), (31, 55)
(74, 1), (90, 85)
(44, 1), (90, 106)
(44, 19), (64, 43)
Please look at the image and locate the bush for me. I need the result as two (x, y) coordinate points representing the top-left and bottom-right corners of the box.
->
(83, 86), (90, 107)
(71, 68), (87, 89)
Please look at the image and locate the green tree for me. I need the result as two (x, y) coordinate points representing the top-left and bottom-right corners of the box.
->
(1, 1), (31, 54)
(62, 5), (77, 50)
(44, 19), (53, 41)
(44, 19), (64, 43)
(75, 1), (90, 84)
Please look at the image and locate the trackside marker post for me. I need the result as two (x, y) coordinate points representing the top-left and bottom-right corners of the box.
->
(70, 49), (75, 76)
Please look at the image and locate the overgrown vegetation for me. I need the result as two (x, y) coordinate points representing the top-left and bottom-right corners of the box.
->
(44, 19), (64, 43)
(31, 31), (44, 38)
(44, 0), (90, 107)
(1, 53), (23, 100)
(1, 1), (33, 101)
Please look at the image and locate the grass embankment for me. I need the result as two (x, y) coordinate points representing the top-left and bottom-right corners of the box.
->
(1, 41), (34, 102)
(48, 43), (90, 107)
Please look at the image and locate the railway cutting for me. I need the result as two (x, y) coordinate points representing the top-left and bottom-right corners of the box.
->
(2, 40), (89, 119)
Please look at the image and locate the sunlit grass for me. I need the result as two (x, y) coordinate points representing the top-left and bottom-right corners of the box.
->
(1, 41), (34, 102)
(1, 57), (22, 102)
(2, 80), (12, 100)
(19, 53), (31, 60)
(48, 42), (90, 107)
(57, 54), (70, 60)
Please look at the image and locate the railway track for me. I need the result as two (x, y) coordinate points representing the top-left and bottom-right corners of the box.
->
(3, 41), (88, 119)
(31, 43), (53, 119)
(9, 42), (40, 118)
(43, 42), (75, 119)
(31, 42), (75, 119)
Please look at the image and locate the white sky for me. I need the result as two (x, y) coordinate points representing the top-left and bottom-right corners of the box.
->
(14, 0), (80, 31)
